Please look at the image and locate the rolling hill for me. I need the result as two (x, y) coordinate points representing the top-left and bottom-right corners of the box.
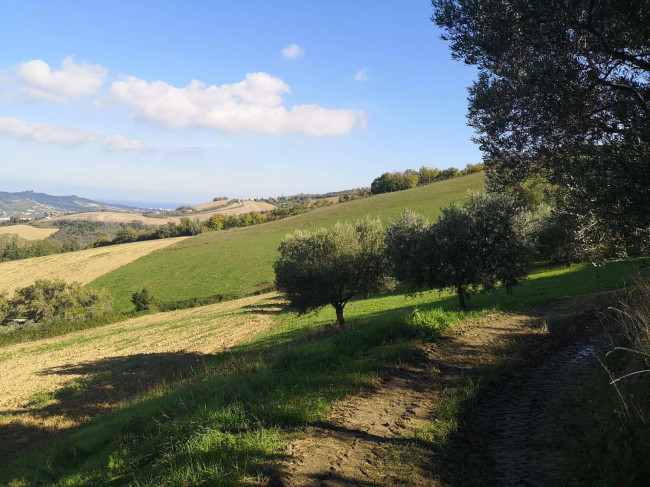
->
(0, 190), (139, 219)
(89, 172), (485, 312)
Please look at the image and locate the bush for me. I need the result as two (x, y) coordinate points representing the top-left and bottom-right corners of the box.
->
(131, 288), (161, 312)
(9, 279), (114, 322)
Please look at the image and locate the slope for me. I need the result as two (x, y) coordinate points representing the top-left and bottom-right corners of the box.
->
(89, 173), (485, 312)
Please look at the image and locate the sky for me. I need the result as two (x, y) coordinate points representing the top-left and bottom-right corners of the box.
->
(0, 0), (481, 205)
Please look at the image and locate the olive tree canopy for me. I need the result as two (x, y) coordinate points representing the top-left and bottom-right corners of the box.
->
(274, 218), (388, 326)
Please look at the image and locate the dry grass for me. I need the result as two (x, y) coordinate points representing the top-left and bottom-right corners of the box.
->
(194, 199), (233, 211)
(0, 237), (188, 295)
(50, 200), (276, 225)
(0, 225), (58, 240)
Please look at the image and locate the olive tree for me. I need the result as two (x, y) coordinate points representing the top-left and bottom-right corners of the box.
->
(274, 218), (388, 326)
(387, 193), (534, 309)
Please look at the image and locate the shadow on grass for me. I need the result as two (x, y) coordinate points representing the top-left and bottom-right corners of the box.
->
(0, 351), (209, 466)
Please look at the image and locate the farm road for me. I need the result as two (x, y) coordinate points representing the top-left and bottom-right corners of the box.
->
(0, 292), (281, 463)
(276, 294), (610, 486)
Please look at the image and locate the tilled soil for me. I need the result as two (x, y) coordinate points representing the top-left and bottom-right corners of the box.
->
(276, 294), (611, 487)
(0, 293), (281, 463)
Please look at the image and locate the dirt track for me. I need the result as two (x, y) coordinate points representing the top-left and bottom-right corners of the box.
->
(277, 294), (610, 486)
(0, 236), (188, 295)
(0, 293), (280, 462)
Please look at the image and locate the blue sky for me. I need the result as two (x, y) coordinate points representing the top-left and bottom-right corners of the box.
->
(0, 0), (480, 205)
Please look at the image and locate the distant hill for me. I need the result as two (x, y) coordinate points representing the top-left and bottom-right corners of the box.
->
(0, 191), (140, 220)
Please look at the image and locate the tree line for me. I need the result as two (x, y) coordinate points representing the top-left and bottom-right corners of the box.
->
(370, 163), (484, 195)
(274, 193), (536, 325)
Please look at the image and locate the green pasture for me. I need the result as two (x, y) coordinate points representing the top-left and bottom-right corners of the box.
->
(89, 173), (485, 313)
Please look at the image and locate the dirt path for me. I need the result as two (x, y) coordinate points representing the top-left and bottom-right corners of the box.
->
(276, 294), (610, 487)
(0, 292), (281, 462)
(465, 317), (610, 486)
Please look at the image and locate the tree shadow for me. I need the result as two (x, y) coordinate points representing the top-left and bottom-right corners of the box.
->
(0, 351), (209, 465)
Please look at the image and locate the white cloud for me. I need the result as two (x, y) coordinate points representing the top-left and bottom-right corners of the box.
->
(0, 116), (96, 145)
(110, 72), (365, 136)
(282, 44), (305, 59)
(104, 134), (145, 152)
(15, 56), (107, 102)
(354, 68), (369, 82)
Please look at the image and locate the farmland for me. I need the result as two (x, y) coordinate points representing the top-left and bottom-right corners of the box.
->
(0, 237), (187, 295)
(90, 172), (485, 312)
(50, 199), (275, 225)
(0, 225), (58, 241)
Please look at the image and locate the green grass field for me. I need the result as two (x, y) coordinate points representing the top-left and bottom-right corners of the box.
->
(1, 258), (641, 486)
(90, 173), (485, 313)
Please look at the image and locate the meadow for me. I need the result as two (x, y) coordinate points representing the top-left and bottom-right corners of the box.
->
(90, 172), (485, 313)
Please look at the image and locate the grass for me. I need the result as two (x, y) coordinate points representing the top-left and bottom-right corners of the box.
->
(0, 258), (641, 486)
(89, 173), (485, 313)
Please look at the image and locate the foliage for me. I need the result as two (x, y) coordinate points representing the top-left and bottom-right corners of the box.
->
(274, 218), (389, 325)
(387, 193), (534, 308)
(370, 163), (484, 194)
(385, 210), (430, 283)
(432, 0), (650, 249)
(131, 288), (160, 312)
(0, 234), (78, 263)
(0, 292), (8, 324)
(9, 279), (114, 322)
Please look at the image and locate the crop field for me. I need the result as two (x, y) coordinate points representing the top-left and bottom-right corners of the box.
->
(0, 293), (280, 461)
(91, 173), (485, 312)
(50, 200), (275, 225)
(0, 236), (188, 295)
(0, 224), (58, 240)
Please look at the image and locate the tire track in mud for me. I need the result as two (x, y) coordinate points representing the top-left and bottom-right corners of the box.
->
(465, 314), (612, 486)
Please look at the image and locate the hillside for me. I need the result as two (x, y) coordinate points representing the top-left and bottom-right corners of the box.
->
(0, 237), (188, 296)
(0, 191), (138, 219)
(90, 172), (485, 312)
(50, 199), (276, 225)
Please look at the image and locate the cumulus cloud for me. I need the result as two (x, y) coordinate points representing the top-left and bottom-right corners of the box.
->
(15, 56), (107, 102)
(104, 134), (145, 152)
(0, 116), (96, 145)
(354, 68), (369, 82)
(110, 72), (365, 136)
(282, 44), (305, 59)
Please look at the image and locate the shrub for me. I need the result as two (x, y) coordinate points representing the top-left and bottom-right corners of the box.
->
(9, 279), (114, 322)
(131, 288), (161, 312)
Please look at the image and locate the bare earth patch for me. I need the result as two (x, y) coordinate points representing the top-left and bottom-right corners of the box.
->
(276, 294), (610, 487)
(0, 236), (188, 295)
(0, 292), (281, 462)
(0, 225), (58, 240)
